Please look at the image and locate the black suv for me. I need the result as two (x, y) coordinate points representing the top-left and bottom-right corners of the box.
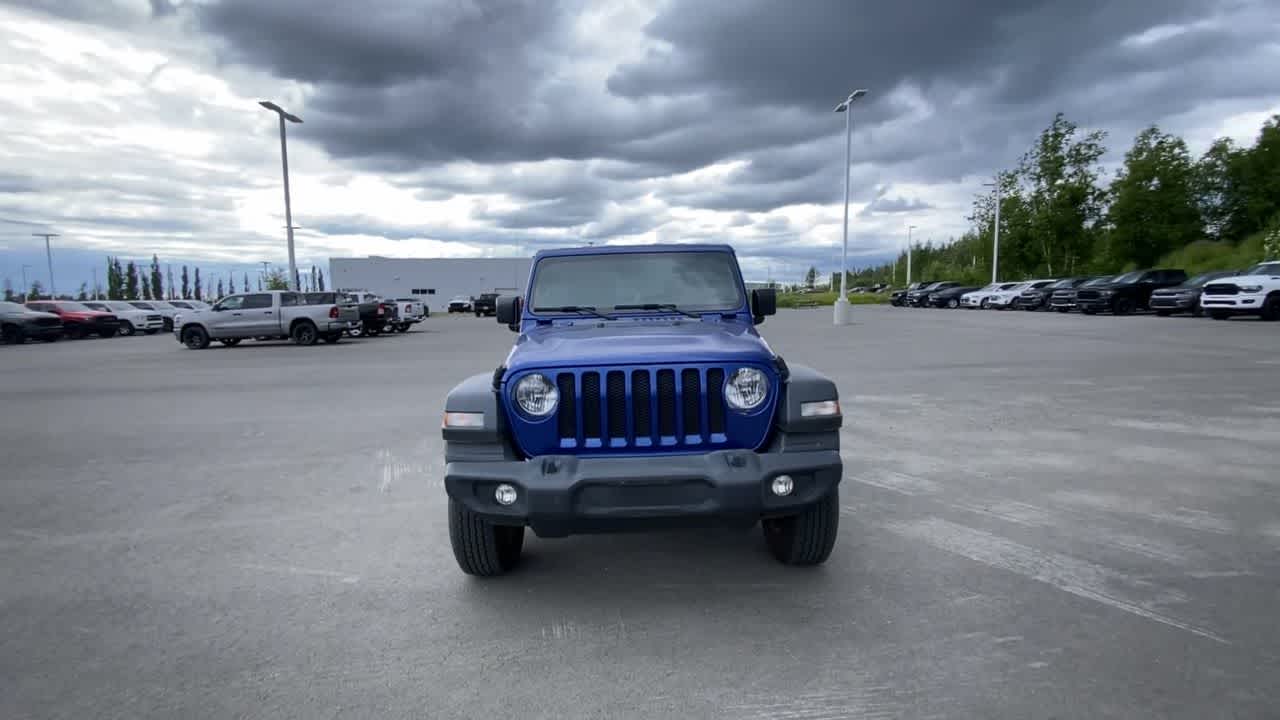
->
(473, 293), (499, 317)
(1016, 277), (1087, 311)
(1148, 270), (1240, 317)
(907, 281), (958, 307)
(1076, 269), (1188, 315)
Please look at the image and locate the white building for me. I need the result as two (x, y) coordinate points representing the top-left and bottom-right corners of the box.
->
(328, 256), (533, 306)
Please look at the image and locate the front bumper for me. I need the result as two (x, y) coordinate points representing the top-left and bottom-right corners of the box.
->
(1201, 294), (1265, 314)
(1149, 295), (1196, 311)
(1077, 298), (1113, 312)
(445, 448), (842, 537)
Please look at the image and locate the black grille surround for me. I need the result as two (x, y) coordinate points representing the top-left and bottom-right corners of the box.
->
(1203, 283), (1239, 296)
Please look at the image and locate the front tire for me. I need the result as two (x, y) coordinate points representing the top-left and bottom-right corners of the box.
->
(763, 489), (839, 566)
(291, 321), (319, 346)
(1, 324), (25, 345)
(1260, 294), (1280, 322)
(218, 338), (242, 347)
(980, 298), (991, 309)
(182, 326), (210, 349)
(947, 298), (960, 309)
(1113, 297), (1134, 315)
(448, 499), (524, 576)
(119, 322), (136, 337)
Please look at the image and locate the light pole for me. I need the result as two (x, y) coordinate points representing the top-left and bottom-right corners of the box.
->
(21, 264), (32, 301)
(906, 225), (916, 286)
(983, 179), (1002, 283)
(259, 101), (302, 291)
(33, 232), (58, 297)
(833, 88), (868, 326)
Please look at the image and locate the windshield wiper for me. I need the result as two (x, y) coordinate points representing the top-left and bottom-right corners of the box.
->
(532, 305), (615, 320)
(612, 303), (701, 319)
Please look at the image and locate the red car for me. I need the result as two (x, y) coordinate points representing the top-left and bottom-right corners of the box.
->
(25, 301), (122, 339)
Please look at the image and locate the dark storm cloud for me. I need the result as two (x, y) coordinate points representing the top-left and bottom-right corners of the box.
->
(5, 0), (176, 25)
(859, 193), (933, 217)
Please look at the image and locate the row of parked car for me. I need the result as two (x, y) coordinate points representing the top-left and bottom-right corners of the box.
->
(0, 291), (431, 346)
(889, 260), (1280, 320)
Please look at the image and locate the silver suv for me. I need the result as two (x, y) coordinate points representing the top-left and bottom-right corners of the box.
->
(174, 291), (358, 349)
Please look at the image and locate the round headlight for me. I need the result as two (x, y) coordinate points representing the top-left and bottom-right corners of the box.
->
(513, 373), (559, 417)
(725, 367), (769, 411)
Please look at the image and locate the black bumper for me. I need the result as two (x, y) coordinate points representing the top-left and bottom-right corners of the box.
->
(1149, 296), (1194, 310)
(1077, 299), (1110, 312)
(445, 448), (842, 538)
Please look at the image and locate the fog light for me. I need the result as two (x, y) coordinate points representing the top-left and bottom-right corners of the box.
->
(495, 484), (518, 506)
(771, 475), (794, 497)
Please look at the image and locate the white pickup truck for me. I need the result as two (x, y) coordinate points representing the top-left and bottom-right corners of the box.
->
(174, 290), (359, 349)
(390, 297), (428, 332)
(1200, 260), (1280, 321)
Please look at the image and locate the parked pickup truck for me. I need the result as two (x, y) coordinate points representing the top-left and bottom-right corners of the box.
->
(473, 292), (499, 317)
(342, 291), (398, 336)
(441, 244), (842, 576)
(391, 297), (428, 332)
(174, 290), (357, 348)
(1201, 260), (1280, 320)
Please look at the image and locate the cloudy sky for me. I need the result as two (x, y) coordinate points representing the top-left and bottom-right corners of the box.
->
(1, 0), (1278, 292)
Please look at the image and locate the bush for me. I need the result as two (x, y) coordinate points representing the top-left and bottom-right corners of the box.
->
(1156, 229), (1271, 275)
(775, 291), (889, 308)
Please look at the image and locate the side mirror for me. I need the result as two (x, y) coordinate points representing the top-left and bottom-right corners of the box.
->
(751, 288), (776, 323)
(496, 295), (522, 331)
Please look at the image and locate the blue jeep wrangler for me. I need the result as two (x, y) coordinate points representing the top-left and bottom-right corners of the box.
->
(441, 244), (843, 575)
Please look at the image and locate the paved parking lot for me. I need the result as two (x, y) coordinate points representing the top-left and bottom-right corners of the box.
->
(2, 307), (1279, 719)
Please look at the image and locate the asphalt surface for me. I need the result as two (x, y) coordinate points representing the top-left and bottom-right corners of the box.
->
(2, 307), (1279, 719)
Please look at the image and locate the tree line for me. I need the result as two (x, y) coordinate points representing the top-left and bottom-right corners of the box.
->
(3, 257), (327, 302)
(845, 112), (1280, 288)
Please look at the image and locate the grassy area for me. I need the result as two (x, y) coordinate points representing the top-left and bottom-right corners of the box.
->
(1153, 230), (1271, 275)
(775, 291), (890, 308)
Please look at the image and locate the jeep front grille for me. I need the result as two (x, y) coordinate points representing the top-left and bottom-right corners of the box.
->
(554, 366), (731, 449)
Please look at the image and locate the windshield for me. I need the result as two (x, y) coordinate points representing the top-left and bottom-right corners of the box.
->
(1244, 262), (1280, 276)
(129, 302), (154, 310)
(105, 302), (135, 311)
(1049, 278), (1077, 288)
(1110, 271), (1145, 283)
(1183, 272), (1227, 287)
(1083, 276), (1116, 286)
(57, 302), (94, 312)
(530, 251), (744, 313)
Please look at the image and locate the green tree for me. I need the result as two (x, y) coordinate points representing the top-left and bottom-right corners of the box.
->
(1237, 116), (1280, 237)
(3, 278), (14, 302)
(29, 280), (44, 300)
(1193, 138), (1248, 243)
(125, 261), (140, 300)
(142, 279), (152, 300)
(181, 266), (190, 299)
(317, 268), (325, 291)
(1020, 113), (1108, 276)
(804, 266), (817, 288)
(1106, 126), (1203, 268)
(264, 269), (290, 290)
(194, 268), (202, 301)
(243, 273), (250, 293)
(216, 278), (224, 298)
(76, 282), (88, 300)
(106, 256), (123, 300)
(149, 254), (163, 301)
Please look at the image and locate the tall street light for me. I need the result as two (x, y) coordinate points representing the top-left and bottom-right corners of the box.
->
(259, 101), (302, 291)
(21, 264), (32, 300)
(33, 232), (58, 297)
(833, 88), (868, 326)
(906, 225), (916, 286)
(983, 179), (1002, 283)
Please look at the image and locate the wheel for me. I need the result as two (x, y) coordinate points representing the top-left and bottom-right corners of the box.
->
(218, 338), (242, 347)
(182, 325), (210, 349)
(1155, 310), (1172, 317)
(119, 322), (136, 337)
(1260, 294), (1280, 322)
(1112, 297), (1133, 315)
(291, 321), (319, 346)
(348, 323), (364, 338)
(1, 324), (25, 345)
(398, 322), (411, 332)
(365, 325), (381, 337)
(475, 309), (482, 317)
(763, 489), (839, 566)
(65, 324), (84, 339)
(1210, 310), (1230, 320)
(322, 333), (342, 344)
(980, 298), (991, 309)
(448, 499), (524, 576)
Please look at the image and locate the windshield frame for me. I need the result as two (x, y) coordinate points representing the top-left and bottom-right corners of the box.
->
(527, 249), (748, 318)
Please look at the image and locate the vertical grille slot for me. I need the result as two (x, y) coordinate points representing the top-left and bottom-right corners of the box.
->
(581, 372), (602, 438)
(706, 368), (725, 434)
(556, 373), (576, 439)
(656, 369), (677, 437)
(606, 371), (627, 438)
(680, 368), (701, 436)
(631, 370), (651, 438)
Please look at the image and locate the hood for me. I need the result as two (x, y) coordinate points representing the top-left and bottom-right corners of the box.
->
(505, 318), (774, 372)
(1216, 272), (1280, 286)
(1151, 285), (1196, 295)
(54, 309), (115, 320)
(3, 308), (59, 321)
